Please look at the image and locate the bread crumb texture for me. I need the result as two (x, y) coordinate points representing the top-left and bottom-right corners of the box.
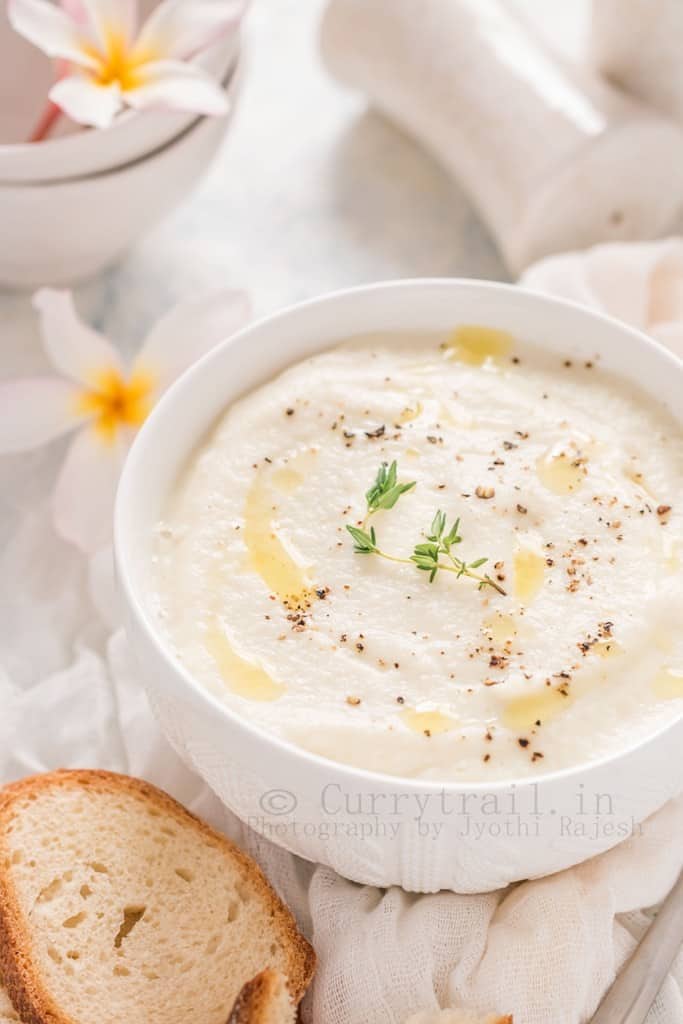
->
(0, 771), (314, 1024)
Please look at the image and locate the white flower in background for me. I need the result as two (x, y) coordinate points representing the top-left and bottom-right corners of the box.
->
(521, 239), (683, 361)
(0, 288), (249, 553)
(8, 0), (244, 128)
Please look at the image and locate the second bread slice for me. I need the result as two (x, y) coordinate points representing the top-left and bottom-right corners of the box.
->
(227, 969), (296, 1024)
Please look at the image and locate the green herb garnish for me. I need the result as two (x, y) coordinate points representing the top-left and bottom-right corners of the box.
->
(364, 460), (416, 517)
(410, 510), (503, 592)
(345, 462), (505, 596)
(346, 524), (378, 554)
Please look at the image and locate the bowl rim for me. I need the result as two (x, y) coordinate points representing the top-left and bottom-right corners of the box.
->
(0, 59), (240, 188)
(114, 277), (683, 796)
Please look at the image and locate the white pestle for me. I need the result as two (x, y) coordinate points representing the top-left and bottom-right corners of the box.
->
(320, 0), (683, 273)
(592, 0), (683, 123)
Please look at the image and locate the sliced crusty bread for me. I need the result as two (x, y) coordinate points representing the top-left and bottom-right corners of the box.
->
(0, 770), (315, 1024)
(227, 969), (296, 1024)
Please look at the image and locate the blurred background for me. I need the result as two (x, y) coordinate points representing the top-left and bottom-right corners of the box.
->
(2, 0), (602, 358)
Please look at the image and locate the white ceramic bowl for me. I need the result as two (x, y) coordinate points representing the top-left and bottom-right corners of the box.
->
(0, 0), (241, 183)
(115, 280), (683, 894)
(0, 66), (240, 289)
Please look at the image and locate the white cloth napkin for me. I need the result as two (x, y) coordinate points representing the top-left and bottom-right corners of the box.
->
(2, 242), (683, 1024)
(521, 238), (683, 360)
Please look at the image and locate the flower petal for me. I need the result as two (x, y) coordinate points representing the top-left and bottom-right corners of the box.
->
(133, 0), (243, 61)
(78, 0), (138, 49)
(53, 426), (128, 554)
(49, 74), (123, 128)
(134, 289), (250, 394)
(88, 544), (122, 631)
(60, 0), (89, 24)
(33, 289), (122, 385)
(123, 58), (229, 114)
(7, 0), (98, 68)
(0, 378), (81, 453)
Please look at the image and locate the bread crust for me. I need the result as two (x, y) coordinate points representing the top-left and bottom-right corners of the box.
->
(227, 969), (294, 1024)
(0, 770), (315, 1024)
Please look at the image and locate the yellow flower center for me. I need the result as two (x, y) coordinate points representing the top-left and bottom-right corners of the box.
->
(83, 33), (151, 91)
(76, 368), (154, 443)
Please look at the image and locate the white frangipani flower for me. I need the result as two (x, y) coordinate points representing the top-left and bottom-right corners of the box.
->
(8, 0), (244, 128)
(0, 288), (249, 553)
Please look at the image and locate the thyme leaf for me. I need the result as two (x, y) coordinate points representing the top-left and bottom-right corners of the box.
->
(364, 460), (416, 515)
(346, 524), (378, 554)
(347, 463), (506, 596)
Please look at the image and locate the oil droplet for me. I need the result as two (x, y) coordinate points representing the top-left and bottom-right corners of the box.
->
(401, 708), (457, 735)
(206, 625), (285, 702)
(244, 473), (311, 603)
(404, 446), (421, 458)
(396, 401), (423, 425)
(592, 639), (622, 659)
(270, 466), (304, 495)
(502, 687), (572, 731)
(438, 403), (471, 429)
(652, 667), (683, 700)
(537, 444), (587, 495)
(444, 325), (514, 365)
(483, 613), (518, 645)
(624, 467), (657, 499)
(513, 548), (545, 603)
(653, 629), (674, 655)
(662, 539), (680, 574)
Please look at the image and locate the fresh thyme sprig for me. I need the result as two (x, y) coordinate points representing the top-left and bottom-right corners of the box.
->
(345, 462), (505, 596)
(410, 510), (505, 594)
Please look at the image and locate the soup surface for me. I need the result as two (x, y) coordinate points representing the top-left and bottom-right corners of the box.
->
(151, 328), (683, 781)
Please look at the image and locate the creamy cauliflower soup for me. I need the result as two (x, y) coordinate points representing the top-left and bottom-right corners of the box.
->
(151, 328), (683, 781)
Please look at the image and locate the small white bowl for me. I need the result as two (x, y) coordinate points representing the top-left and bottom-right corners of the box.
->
(0, 65), (240, 289)
(0, 0), (240, 183)
(115, 280), (683, 894)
